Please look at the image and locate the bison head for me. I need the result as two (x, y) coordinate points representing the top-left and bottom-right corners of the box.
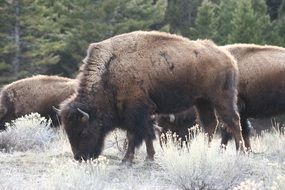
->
(60, 101), (108, 161)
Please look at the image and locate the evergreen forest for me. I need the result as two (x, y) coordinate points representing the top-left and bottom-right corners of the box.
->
(0, 0), (284, 86)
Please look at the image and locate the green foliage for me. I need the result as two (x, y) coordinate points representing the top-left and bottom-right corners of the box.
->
(228, 0), (264, 43)
(0, 0), (71, 81)
(111, 0), (166, 35)
(0, 0), (15, 73)
(190, 0), (218, 40)
(0, 0), (284, 86)
(191, 0), (284, 45)
(0, 0), (166, 85)
(0, 61), (9, 71)
(213, 0), (237, 44)
(165, 0), (203, 36)
(280, 0), (285, 18)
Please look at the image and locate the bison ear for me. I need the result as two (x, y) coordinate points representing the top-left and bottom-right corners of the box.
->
(77, 108), (90, 123)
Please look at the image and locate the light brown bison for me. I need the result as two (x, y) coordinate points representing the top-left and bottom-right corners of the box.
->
(0, 75), (77, 130)
(155, 44), (285, 151)
(59, 31), (243, 162)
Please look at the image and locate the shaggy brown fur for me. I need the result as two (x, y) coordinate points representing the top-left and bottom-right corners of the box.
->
(156, 44), (285, 151)
(0, 75), (78, 130)
(59, 31), (243, 162)
(220, 44), (285, 148)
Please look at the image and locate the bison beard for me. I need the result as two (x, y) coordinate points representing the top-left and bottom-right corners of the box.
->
(60, 31), (244, 163)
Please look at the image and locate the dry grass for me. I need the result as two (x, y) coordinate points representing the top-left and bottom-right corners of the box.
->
(0, 113), (284, 189)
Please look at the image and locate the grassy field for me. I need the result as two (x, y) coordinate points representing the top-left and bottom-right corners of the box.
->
(0, 113), (284, 190)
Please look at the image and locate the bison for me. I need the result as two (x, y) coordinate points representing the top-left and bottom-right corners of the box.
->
(0, 75), (78, 130)
(153, 107), (198, 142)
(220, 44), (285, 149)
(59, 31), (244, 162)
(154, 44), (285, 151)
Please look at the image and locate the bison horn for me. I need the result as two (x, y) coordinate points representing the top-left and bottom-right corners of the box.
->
(77, 108), (90, 122)
(52, 106), (60, 115)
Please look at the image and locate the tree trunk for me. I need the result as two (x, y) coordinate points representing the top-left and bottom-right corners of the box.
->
(279, 0), (285, 18)
(12, 0), (20, 76)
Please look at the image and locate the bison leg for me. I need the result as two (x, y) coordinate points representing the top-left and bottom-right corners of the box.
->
(122, 101), (156, 163)
(221, 116), (251, 151)
(214, 100), (244, 152)
(122, 131), (136, 163)
(220, 125), (232, 147)
(195, 99), (218, 142)
(123, 133), (155, 163)
(145, 135), (155, 161)
(240, 117), (251, 151)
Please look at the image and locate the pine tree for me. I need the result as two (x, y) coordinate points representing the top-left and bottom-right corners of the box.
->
(266, 19), (285, 45)
(0, 0), (168, 84)
(0, 0), (71, 83)
(21, 0), (65, 66)
(104, 0), (167, 35)
(164, 0), (203, 36)
(276, 0), (285, 46)
(266, 0), (283, 20)
(253, 0), (274, 43)
(191, 0), (218, 40)
(279, 0), (285, 18)
(214, 0), (237, 44)
(60, 0), (167, 76)
(0, 0), (15, 75)
(214, 0), (282, 45)
(228, 0), (265, 44)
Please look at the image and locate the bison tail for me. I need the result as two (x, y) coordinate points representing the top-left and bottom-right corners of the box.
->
(223, 69), (238, 91)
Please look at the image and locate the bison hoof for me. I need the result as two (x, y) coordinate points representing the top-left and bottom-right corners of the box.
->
(245, 147), (252, 155)
(219, 144), (227, 154)
(145, 155), (155, 162)
(121, 154), (135, 164)
(120, 159), (134, 166)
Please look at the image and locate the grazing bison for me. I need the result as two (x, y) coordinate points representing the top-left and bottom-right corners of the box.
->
(155, 44), (285, 151)
(153, 107), (198, 142)
(59, 31), (243, 162)
(0, 75), (77, 130)
(220, 44), (285, 149)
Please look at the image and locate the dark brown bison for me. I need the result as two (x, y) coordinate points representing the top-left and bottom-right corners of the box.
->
(153, 107), (198, 142)
(0, 75), (77, 130)
(59, 31), (243, 162)
(220, 44), (285, 149)
(155, 44), (285, 151)
(248, 118), (273, 135)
